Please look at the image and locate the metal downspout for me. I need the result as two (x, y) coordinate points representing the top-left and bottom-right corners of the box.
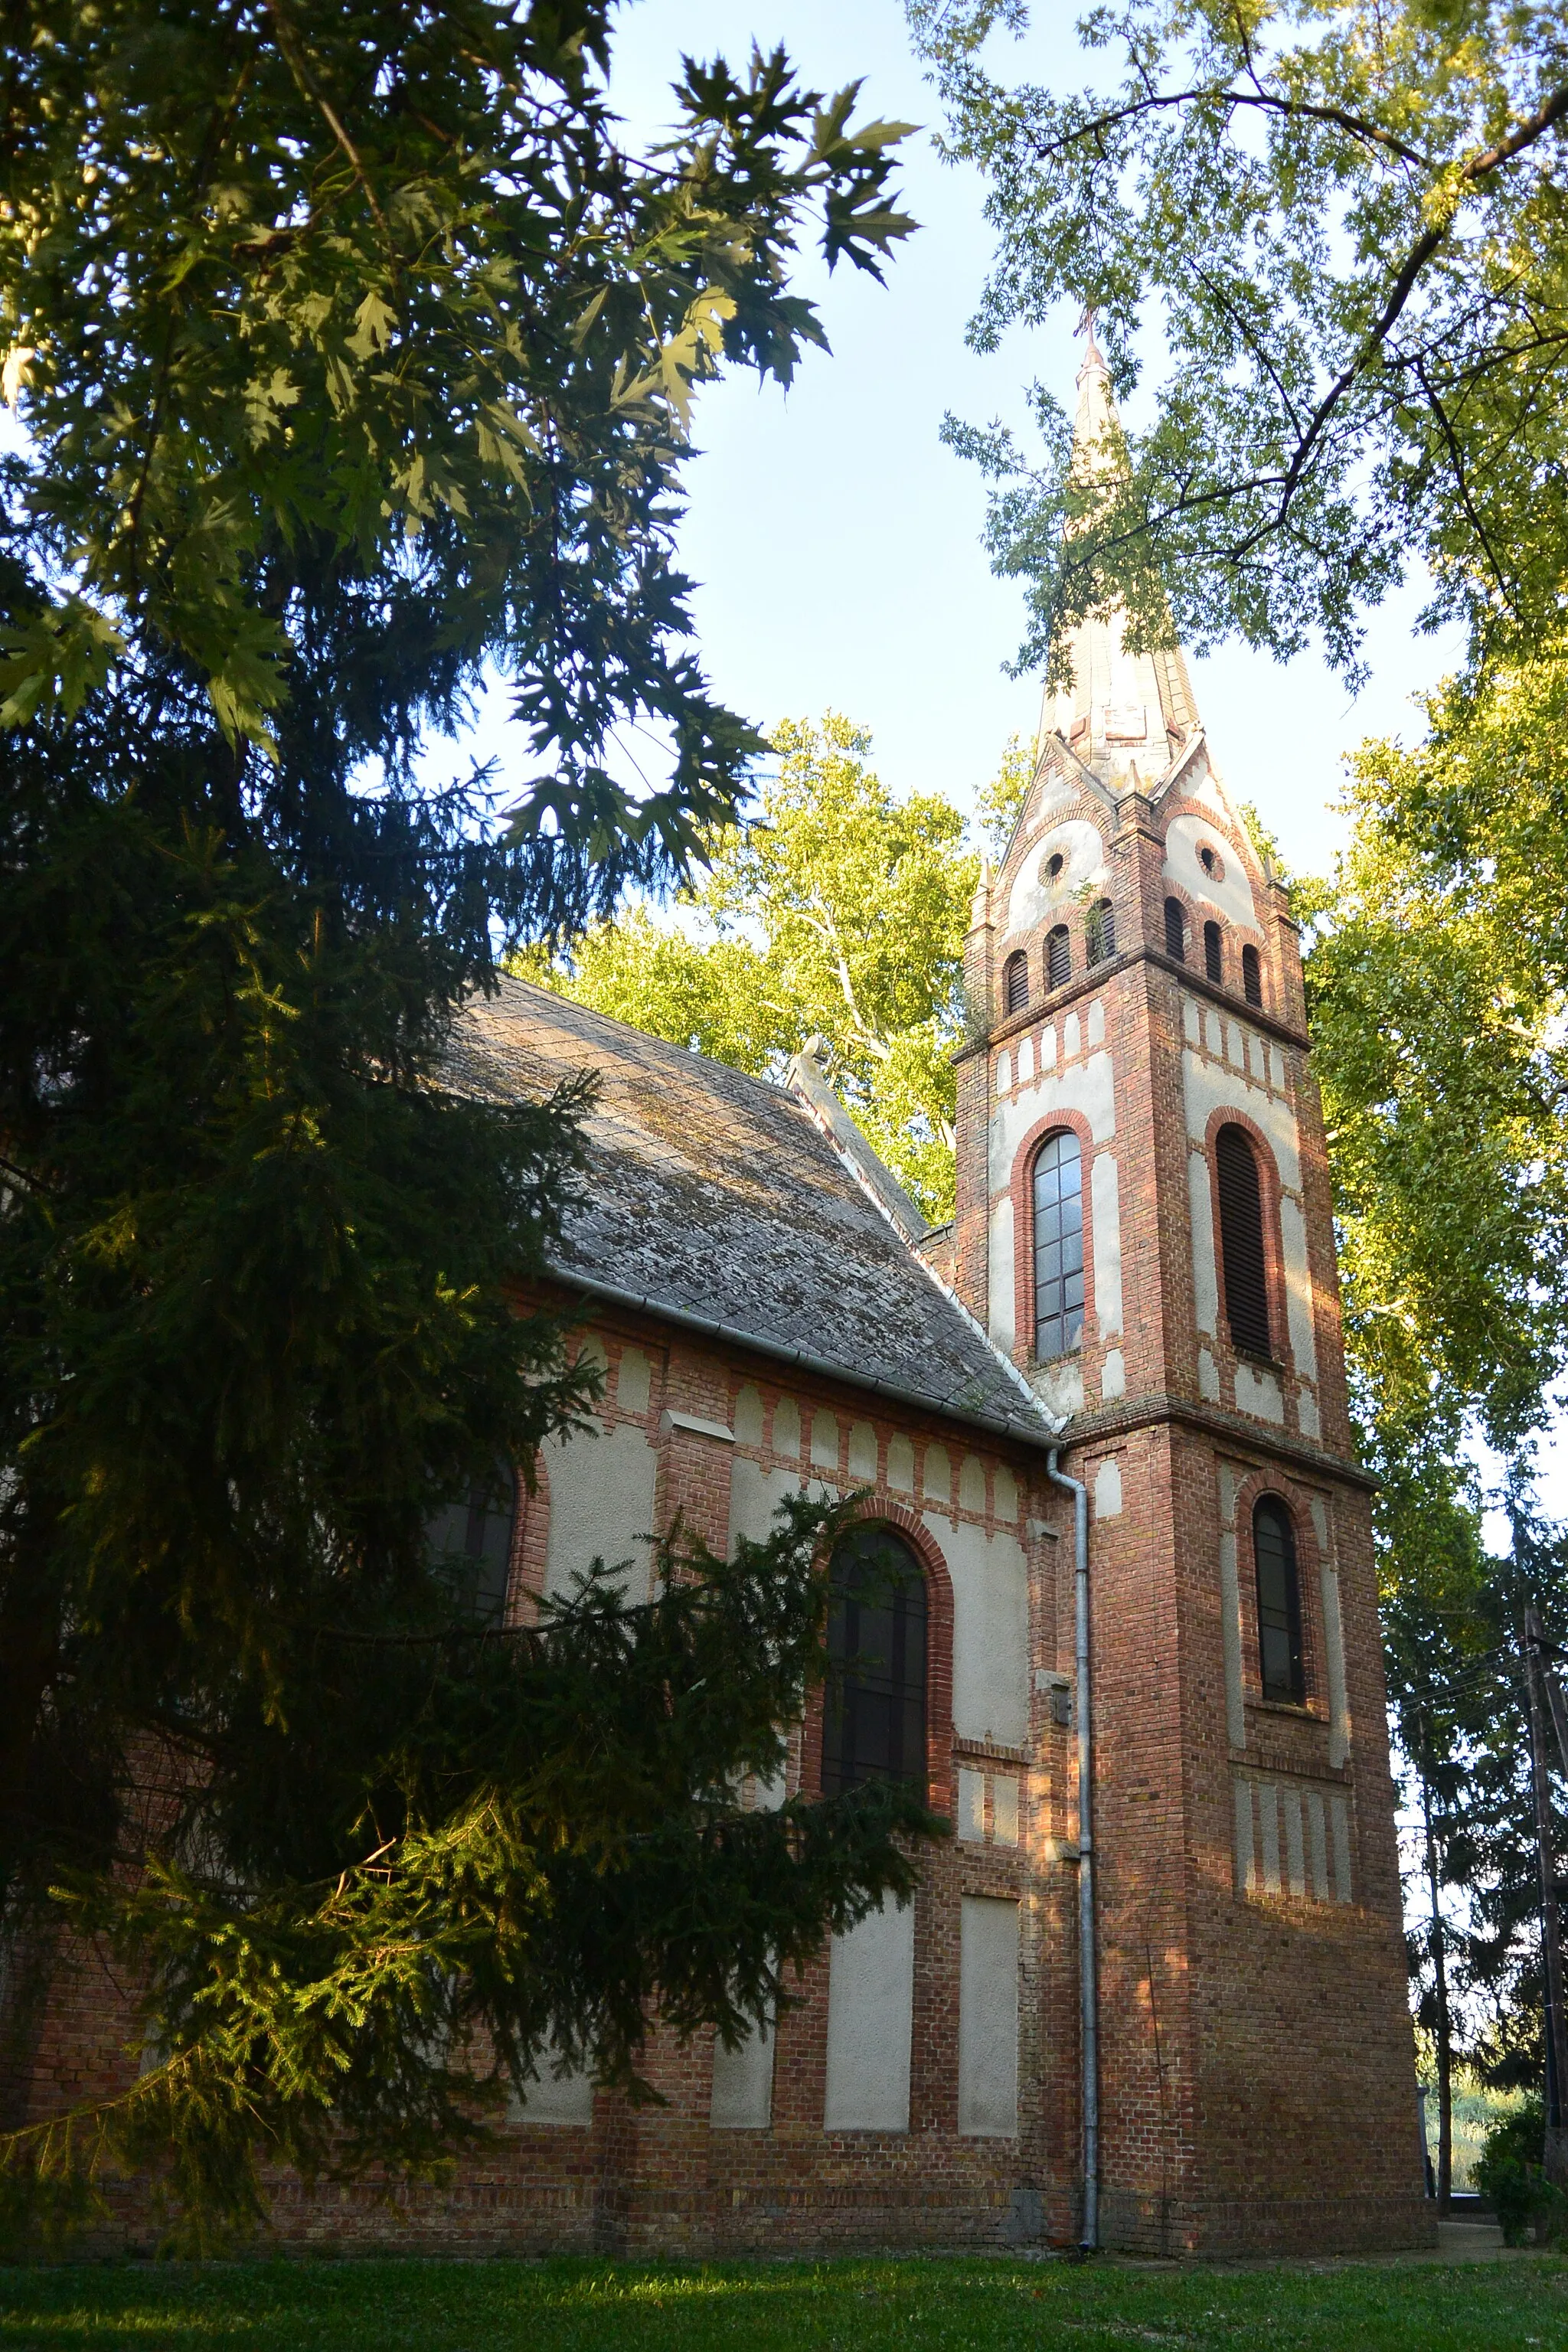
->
(1048, 1448), (1098, 2252)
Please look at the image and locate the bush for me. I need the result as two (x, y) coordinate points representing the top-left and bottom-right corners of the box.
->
(1473, 2098), (1568, 2245)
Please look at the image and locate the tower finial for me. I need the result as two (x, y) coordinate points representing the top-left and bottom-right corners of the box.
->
(1076, 302), (1106, 372)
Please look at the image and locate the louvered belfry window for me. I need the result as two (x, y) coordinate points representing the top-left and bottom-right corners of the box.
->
(822, 1524), (927, 1797)
(1165, 897), (1186, 960)
(1086, 899), (1116, 965)
(1204, 920), (1223, 984)
(1254, 1497), (1305, 1704)
(1034, 1129), (1086, 1361)
(1215, 1123), (1272, 1358)
(1242, 944), (1263, 1008)
(1003, 950), (1029, 1015)
(1046, 925), (1071, 989)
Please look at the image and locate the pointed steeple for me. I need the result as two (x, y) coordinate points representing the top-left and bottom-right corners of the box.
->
(1037, 326), (1201, 794)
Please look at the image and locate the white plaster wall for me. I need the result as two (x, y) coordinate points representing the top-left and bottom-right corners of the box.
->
(1093, 1459), (1123, 1520)
(1277, 1197), (1319, 1382)
(733, 1383), (765, 1447)
(958, 1896), (1020, 2137)
(1004, 818), (1106, 939)
(1164, 813), (1259, 928)
(1234, 1363), (1284, 1423)
(510, 2032), (594, 2126)
(710, 2011), (774, 2129)
(989, 1053), (1116, 1191)
(1091, 1153), (1123, 1338)
(1187, 1150), (1220, 1338)
(542, 1422), (658, 1602)
(825, 1898), (915, 2130)
(925, 1513), (1030, 1747)
(728, 1457), (802, 1553)
(988, 1194), (1016, 1351)
(1181, 1052), (1302, 1190)
(615, 1348), (652, 1415)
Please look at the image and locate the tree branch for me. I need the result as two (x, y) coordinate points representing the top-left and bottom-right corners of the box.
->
(1031, 83), (1435, 173)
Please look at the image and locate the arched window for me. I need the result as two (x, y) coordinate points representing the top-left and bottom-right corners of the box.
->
(1086, 899), (1116, 965)
(1046, 925), (1071, 989)
(426, 1463), (517, 1626)
(1242, 943), (1263, 1008)
(1215, 1124), (1272, 1359)
(1034, 1129), (1086, 1361)
(1164, 897), (1186, 961)
(1204, 920), (1223, 985)
(1003, 949), (1029, 1016)
(1253, 1498), (1305, 1704)
(822, 1524), (927, 1797)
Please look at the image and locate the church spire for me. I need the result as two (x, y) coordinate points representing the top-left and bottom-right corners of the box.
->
(1037, 324), (1200, 792)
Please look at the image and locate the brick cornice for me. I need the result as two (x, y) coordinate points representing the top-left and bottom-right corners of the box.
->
(955, 944), (1311, 1066)
(1053, 1387), (1377, 1492)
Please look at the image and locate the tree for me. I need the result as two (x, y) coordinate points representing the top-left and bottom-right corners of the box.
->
(1297, 660), (1568, 2155)
(906, 0), (1568, 681)
(0, 1), (932, 2243)
(522, 714), (979, 1220)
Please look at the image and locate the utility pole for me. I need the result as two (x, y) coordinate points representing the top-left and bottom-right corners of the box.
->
(1523, 1607), (1568, 2186)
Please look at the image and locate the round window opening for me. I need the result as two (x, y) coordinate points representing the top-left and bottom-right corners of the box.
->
(1198, 843), (1225, 881)
(1046, 851), (1066, 881)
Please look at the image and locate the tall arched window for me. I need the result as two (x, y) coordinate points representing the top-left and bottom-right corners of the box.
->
(1253, 1498), (1305, 1704)
(822, 1524), (927, 1796)
(1242, 943), (1263, 1008)
(1003, 949), (1029, 1016)
(1204, 920), (1223, 984)
(1215, 1123), (1272, 1359)
(1086, 899), (1116, 965)
(1034, 1129), (1086, 1361)
(1046, 925), (1071, 989)
(1164, 897), (1186, 961)
(426, 1463), (518, 1626)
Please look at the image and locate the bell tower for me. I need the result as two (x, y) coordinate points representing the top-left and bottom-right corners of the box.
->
(951, 332), (1429, 2252)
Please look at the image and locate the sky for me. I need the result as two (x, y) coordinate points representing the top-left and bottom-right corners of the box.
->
(590, 0), (1468, 879)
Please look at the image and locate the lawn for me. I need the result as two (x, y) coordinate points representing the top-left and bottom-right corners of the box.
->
(0, 2253), (1564, 2352)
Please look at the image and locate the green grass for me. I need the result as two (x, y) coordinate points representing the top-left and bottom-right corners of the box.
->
(0, 2253), (1564, 2352)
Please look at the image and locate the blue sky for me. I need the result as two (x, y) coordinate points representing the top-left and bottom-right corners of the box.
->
(596, 0), (1467, 880)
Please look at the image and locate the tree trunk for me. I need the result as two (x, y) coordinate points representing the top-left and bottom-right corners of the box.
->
(1421, 1767), (1452, 2210)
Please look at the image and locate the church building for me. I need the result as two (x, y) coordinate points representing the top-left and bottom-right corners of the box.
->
(15, 338), (1430, 2257)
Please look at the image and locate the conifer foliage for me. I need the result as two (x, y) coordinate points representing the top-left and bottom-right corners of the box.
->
(0, 0), (930, 2240)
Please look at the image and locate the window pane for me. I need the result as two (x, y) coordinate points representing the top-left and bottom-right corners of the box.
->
(822, 1527), (927, 1797)
(1204, 922), (1223, 984)
(1033, 1129), (1086, 1361)
(426, 1463), (517, 1626)
(1047, 926), (1071, 988)
(1165, 898), (1186, 960)
(1254, 1500), (1304, 1703)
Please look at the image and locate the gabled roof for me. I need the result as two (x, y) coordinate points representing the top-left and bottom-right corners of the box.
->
(448, 977), (1054, 1445)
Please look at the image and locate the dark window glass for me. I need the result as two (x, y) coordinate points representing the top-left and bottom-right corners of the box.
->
(822, 1525), (927, 1797)
(426, 1464), (517, 1626)
(1215, 1124), (1272, 1359)
(1003, 950), (1029, 1015)
(1254, 1498), (1305, 1704)
(1242, 944), (1263, 1008)
(1165, 897), (1186, 961)
(1204, 920), (1223, 984)
(1034, 1129), (1086, 1361)
(1086, 899), (1116, 965)
(1046, 925), (1071, 988)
